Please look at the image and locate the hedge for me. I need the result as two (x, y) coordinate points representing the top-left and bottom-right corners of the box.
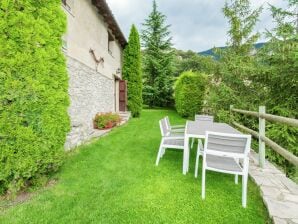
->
(122, 25), (142, 117)
(0, 0), (70, 194)
(174, 71), (207, 118)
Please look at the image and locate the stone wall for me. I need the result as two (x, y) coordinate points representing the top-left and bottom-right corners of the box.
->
(65, 56), (115, 149)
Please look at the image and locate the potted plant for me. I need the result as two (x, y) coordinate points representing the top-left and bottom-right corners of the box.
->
(93, 112), (121, 130)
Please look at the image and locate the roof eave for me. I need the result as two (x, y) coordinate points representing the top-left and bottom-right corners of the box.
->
(92, 0), (127, 49)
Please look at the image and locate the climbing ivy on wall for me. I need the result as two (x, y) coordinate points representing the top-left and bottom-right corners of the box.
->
(0, 0), (70, 194)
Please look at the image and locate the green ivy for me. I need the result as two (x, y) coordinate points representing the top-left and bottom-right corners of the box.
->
(0, 0), (70, 194)
(174, 71), (207, 118)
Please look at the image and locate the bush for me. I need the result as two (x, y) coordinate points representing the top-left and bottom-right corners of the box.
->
(0, 1), (70, 194)
(122, 25), (142, 117)
(174, 71), (208, 118)
(94, 113), (121, 129)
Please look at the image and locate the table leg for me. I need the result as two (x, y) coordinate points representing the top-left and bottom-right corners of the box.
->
(186, 138), (192, 172)
(183, 135), (189, 174)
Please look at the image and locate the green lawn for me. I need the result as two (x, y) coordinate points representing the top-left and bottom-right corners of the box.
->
(0, 109), (271, 224)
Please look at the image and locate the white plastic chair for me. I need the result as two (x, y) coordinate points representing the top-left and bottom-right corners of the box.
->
(165, 116), (185, 133)
(191, 115), (214, 148)
(201, 131), (251, 208)
(155, 118), (185, 166)
(195, 115), (214, 122)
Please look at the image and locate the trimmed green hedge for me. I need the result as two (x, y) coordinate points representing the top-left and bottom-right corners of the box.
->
(122, 25), (142, 117)
(0, 1), (70, 194)
(174, 71), (207, 118)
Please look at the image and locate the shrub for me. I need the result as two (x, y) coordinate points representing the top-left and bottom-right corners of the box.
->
(174, 71), (208, 118)
(0, 1), (70, 194)
(94, 113), (121, 129)
(122, 25), (142, 117)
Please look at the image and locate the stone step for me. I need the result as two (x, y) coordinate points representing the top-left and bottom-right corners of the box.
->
(118, 111), (131, 121)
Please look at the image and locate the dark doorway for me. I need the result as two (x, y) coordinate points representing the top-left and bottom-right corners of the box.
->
(119, 80), (127, 111)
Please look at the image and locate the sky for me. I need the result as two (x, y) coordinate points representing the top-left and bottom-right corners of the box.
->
(106, 0), (288, 52)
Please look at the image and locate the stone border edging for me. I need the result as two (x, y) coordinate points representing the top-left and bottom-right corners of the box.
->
(249, 151), (298, 224)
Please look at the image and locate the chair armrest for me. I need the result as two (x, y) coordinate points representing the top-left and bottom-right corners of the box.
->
(171, 125), (185, 129)
(163, 136), (185, 140)
(170, 129), (185, 133)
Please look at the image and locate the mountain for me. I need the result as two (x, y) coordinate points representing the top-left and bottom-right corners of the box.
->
(198, 42), (266, 59)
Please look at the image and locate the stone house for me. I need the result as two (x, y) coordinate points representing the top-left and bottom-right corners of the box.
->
(61, 0), (127, 149)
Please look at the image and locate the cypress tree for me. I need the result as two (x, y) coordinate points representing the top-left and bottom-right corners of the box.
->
(141, 0), (174, 107)
(122, 25), (142, 117)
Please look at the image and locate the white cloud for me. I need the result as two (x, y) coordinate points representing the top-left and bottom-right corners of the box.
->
(106, 0), (288, 52)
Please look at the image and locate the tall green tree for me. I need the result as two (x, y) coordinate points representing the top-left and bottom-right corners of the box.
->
(122, 25), (142, 117)
(141, 0), (174, 107)
(206, 0), (262, 121)
(204, 0), (297, 179)
(255, 0), (298, 177)
(257, 0), (298, 112)
(223, 0), (262, 54)
(217, 0), (262, 109)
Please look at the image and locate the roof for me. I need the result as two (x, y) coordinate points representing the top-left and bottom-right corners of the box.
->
(92, 0), (127, 48)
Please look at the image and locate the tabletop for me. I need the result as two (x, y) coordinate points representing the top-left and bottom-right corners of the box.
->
(185, 121), (241, 138)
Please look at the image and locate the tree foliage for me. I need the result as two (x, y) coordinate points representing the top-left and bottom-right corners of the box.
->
(223, 0), (262, 54)
(205, 0), (297, 179)
(0, 0), (70, 194)
(173, 49), (218, 77)
(255, 0), (298, 178)
(122, 25), (142, 117)
(218, 0), (262, 98)
(174, 71), (207, 118)
(141, 0), (174, 107)
(256, 0), (298, 112)
(206, 0), (262, 118)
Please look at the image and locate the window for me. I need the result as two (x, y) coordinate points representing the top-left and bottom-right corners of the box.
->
(108, 32), (115, 56)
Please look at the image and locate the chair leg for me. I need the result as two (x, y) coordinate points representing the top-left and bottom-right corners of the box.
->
(161, 147), (165, 157)
(155, 143), (164, 166)
(235, 158), (240, 184)
(191, 138), (195, 148)
(202, 165), (206, 199)
(198, 139), (203, 151)
(235, 175), (238, 184)
(195, 148), (200, 178)
(242, 174), (248, 208)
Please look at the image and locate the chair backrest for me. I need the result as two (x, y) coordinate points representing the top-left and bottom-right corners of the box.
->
(159, 118), (169, 137)
(165, 116), (171, 130)
(204, 131), (251, 158)
(195, 115), (214, 122)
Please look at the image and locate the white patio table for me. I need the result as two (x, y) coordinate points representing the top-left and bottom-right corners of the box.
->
(183, 121), (241, 174)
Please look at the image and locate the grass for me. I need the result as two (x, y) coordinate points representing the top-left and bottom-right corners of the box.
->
(0, 109), (271, 224)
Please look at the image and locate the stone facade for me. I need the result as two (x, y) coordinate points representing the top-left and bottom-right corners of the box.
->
(65, 57), (115, 149)
(61, 0), (126, 149)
